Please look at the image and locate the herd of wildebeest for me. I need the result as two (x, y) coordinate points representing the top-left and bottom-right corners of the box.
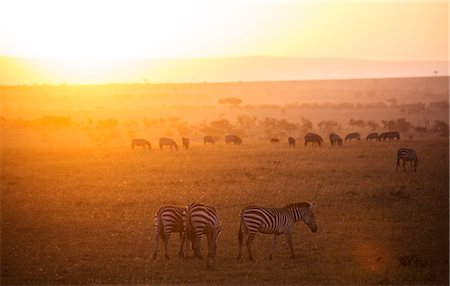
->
(143, 129), (420, 268)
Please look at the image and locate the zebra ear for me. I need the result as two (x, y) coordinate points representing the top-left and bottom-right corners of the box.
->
(309, 201), (316, 209)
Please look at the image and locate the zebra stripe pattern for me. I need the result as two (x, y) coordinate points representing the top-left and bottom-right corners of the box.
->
(153, 206), (186, 259)
(397, 148), (419, 172)
(237, 202), (317, 261)
(304, 133), (323, 147)
(185, 203), (222, 263)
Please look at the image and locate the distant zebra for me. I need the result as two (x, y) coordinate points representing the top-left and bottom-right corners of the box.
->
(397, 148), (419, 172)
(225, 134), (242, 145)
(345, 132), (361, 141)
(271, 138), (280, 144)
(159, 137), (178, 150)
(182, 138), (190, 149)
(237, 202), (317, 261)
(153, 206), (187, 259)
(329, 133), (342, 146)
(203, 136), (215, 144)
(288, 137), (296, 147)
(131, 138), (151, 150)
(366, 132), (379, 141)
(380, 131), (400, 141)
(304, 133), (323, 147)
(185, 203), (222, 266)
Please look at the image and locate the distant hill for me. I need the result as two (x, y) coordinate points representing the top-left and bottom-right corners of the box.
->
(1, 56), (448, 85)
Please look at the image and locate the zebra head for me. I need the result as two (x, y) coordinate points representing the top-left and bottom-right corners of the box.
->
(285, 202), (318, 233)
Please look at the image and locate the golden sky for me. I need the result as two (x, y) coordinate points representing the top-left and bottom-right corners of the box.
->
(0, 0), (448, 83)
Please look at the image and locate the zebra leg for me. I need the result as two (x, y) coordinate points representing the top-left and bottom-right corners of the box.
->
(396, 158), (400, 172)
(269, 234), (280, 261)
(403, 160), (406, 172)
(237, 221), (245, 260)
(153, 233), (160, 259)
(285, 233), (296, 259)
(163, 235), (170, 260)
(178, 232), (185, 257)
(246, 233), (256, 261)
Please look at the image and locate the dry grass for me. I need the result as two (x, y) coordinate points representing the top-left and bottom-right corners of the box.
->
(1, 138), (448, 284)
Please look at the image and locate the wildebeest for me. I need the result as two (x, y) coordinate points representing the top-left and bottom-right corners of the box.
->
(380, 131), (400, 141)
(345, 132), (361, 141)
(271, 138), (280, 144)
(225, 134), (242, 145)
(288, 137), (296, 147)
(159, 137), (178, 150)
(366, 132), (380, 141)
(182, 138), (190, 149)
(329, 133), (342, 146)
(203, 136), (215, 144)
(131, 138), (151, 150)
(304, 133), (323, 147)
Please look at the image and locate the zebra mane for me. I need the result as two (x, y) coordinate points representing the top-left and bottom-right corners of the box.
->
(284, 202), (311, 209)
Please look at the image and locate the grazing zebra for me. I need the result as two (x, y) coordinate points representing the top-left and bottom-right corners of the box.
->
(182, 138), (190, 150)
(329, 133), (343, 146)
(380, 131), (400, 141)
(131, 138), (151, 150)
(225, 134), (242, 145)
(271, 138), (280, 144)
(288, 137), (296, 147)
(203, 136), (215, 144)
(345, 132), (361, 141)
(304, 133), (323, 147)
(185, 203), (222, 266)
(237, 202), (317, 261)
(159, 137), (178, 150)
(153, 206), (187, 259)
(366, 132), (379, 141)
(397, 148), (419, 172)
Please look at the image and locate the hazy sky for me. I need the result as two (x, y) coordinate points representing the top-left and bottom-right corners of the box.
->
(1, 0), (448, 61)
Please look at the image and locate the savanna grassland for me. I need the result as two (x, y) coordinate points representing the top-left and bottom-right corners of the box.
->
(1, 138), (448, 285)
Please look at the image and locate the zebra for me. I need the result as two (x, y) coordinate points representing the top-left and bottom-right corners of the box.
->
(345, 132), (361, 141)
(159, 137), (178, 150)
(380, 131), (400, 141)
(288, 137), (296, 147)
(153, 206), (187, 259)
(131, 138), (151, 150)
(366, 132), (379, 141)
(225, 134), (242, 145)
(203, 136), (215, 144)
(396, 148), (419, 172)
(329, 133), (342, 146)
(237, 202), (318, 261)
(185, 203), (222, 266)
(271, 138), (280, 144)
(304, 133), (323, 147)
(182, 138), (190, 150)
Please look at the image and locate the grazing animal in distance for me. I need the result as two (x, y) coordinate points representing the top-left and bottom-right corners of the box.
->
(304, 133), (323, 147)
(366, 132), (380, 141)
(271, 138), (280, 144)
(185, 203), (222, 267)
(345, 132), (361, 141)
(153, 206), (187, 259)
(203, 136), (215, 144)
(237, 202), (317, 261)
(182, 138), (190, 150)
(131, 139), (151, 150)
(380, 131), (400, 141)
(397, 148), (419, 172)
(225, 134), (242, 145)
(159, 137), (178, 150)
(288, 137), (296, 147)
(329, 133), (343, 146)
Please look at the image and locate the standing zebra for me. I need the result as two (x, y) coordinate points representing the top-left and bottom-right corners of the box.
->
(366, 132), (379, 141)
(203, 136), (215, 144)
(159, 137), (178, 150)
(329, 133), (343, 146)
(345, 132), (361, 141)
(380, 131), (400, 141)
(182, 137), (190, 149)
(397, 148), (419, 172)
(271, 138), (280, 144)
(153, 206), (187, 259)
(131, 138), (151, 150)
(185, 203), (222, 266)
(304, 133), (323, 147)
(288, 137), (296, 147)
(237, 202), (317, 261)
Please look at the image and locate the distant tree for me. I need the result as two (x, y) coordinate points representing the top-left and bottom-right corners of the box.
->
(387, 98), (398, 108)
(395, 118), (412, 133)
(433, 120), (449, 136)
(366, 120), (380, 131)
(318, 120), (340, 133)
(219, 97), (242, 106)
(414, 126), (427, 136)
(300, 116), (313, 134)
(348, 118), (366, 129)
